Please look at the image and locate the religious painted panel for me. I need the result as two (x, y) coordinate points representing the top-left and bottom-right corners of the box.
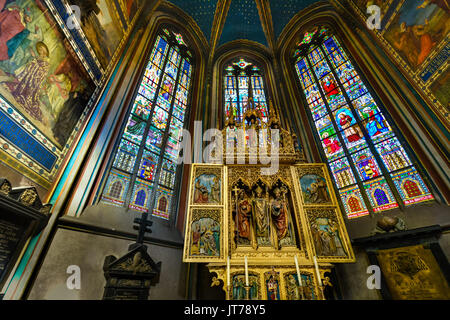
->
(264, 269), (281, 300)
(305, 208), (355, 263)
(377, 245), (450, 300)
(348, 0), (449, 128)
(183, 208), (224, 263)
(191, 166), (224, 206)
(283, 271), (318, 300)
(296, 165), (334, 206)
(231, 272), (260, 300)
(429, 69), (449, 109)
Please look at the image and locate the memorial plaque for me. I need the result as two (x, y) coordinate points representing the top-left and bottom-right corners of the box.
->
(0, 218), (29, 287)
(103, 245), (161, 300)
(0, 180), (50, 289)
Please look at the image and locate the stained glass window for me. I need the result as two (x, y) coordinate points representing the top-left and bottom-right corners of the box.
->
(100, 29), (193, 220)
(224, 59), (269, 123)
(294, 28), (434, 218)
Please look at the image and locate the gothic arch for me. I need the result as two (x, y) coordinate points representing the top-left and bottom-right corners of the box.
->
(211, 40), (283, 130)
(61, 5), (210, 226)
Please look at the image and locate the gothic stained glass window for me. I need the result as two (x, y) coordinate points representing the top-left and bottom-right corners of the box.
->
(224, 59), (269, 123)
(294, 27), (434, 218)
(100, 29), (193, 220)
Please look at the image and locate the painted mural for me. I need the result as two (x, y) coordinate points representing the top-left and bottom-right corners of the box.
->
(0, 0), (94, 148)
(429, 69), (449, 107)
(232, 274), (259, 300)
(121, 0), (141, 22)
(349, 0), (450, 130)
(384, 0), (449, 70)
(284, 272), (317, 300)
(68, 0), (124, 70)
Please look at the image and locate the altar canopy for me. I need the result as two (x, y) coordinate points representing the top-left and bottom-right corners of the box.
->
(183, 102), (355, 300)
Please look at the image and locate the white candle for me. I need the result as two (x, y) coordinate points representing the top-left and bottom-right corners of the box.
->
(294, 255), (302, 287)
(313, 256), (322, 286)
(227, 256), (231, 287)
(244, 256), (249, 286)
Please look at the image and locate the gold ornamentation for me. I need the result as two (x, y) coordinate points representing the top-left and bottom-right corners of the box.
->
(19, 189), (37, 206)
(184, 164), (227, 264)
(0, 180), (11, 195)
(183, 103), (355, 299)
(116, 252), (153, 274)
(211, 277), (221, 287)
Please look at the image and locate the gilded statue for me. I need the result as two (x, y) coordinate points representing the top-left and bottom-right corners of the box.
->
(251, 185), (271, 247)
(233, 189), (253, 245)
(270, 187), (296, 249)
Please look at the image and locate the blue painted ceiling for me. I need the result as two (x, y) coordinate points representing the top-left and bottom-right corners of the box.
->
(168, 0), (218, 42)
(166, 0), (320, 47)
(219, 0), (267, 47)
(269, 0), (320, 39)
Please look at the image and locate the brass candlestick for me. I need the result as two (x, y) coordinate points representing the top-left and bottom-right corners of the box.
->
(244, 285), (251, 300)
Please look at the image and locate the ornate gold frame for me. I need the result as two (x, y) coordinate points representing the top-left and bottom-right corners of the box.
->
(183, 164), (228, 263)
(292, 164), (356, 263)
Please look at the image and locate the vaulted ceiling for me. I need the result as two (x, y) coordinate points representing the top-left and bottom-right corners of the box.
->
(166, 0), (322, 52)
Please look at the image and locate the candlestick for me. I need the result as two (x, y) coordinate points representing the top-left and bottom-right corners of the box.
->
(227, 256), (231, 287)
(313, 256), (322, 286)
(294, 255), (302, 287)
(244, 256), (249, 287)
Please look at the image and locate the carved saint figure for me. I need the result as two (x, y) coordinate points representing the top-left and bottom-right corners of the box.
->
(270, 187), (295, 248)
(286, 274), (301, 300)
(251, 186), (271, 246)
(235, 190), (252, 244)
(303, 277), (316, 300)
(210, 177), (220, 203)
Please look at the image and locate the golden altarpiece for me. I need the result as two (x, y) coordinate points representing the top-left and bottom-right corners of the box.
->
(183, 101), (355, 300)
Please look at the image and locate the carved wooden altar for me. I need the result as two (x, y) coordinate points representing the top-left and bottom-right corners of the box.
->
(183, 103), (355, 300)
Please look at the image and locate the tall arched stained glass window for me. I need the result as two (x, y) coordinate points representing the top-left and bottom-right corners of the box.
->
(100, 28), (193, 220)
(293, 27), (434, 219)
(224, 58), (269, 123)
